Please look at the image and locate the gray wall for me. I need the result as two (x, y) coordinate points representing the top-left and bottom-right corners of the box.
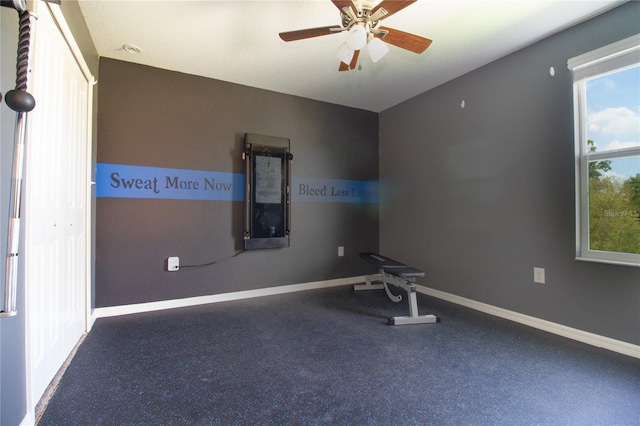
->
(1, 2), (98, 424)
(379, 2), (640, 345)
(95, 59), (379, 307)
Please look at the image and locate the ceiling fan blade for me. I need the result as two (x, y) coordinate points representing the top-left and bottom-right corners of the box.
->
(338, 49), (360, 71)
(279, 25), (342, 42)
(377, 26), (432, 54)
(350, 49), (360, 69)
(331, 0), (355, 12)
(371, 0), (417, 20)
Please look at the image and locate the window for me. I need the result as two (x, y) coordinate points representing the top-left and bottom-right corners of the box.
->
(569, 35), (640, 267)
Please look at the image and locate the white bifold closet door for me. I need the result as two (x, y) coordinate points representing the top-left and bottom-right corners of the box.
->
(24, 2), (93, 411)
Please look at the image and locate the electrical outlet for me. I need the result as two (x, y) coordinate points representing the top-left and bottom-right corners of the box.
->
(167, 257), (179, 272)
(533, 267), (545, 284)
(338, 246), (344, 257)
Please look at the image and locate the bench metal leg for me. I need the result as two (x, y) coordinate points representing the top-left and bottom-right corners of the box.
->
(353, 282), (384, 291)
(353, 270), (385, 291)
(355, 272), (440, 326)
(389, 286), (440, 325)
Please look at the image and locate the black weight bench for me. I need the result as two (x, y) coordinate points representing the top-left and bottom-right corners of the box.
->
(356, 253), (440, 326)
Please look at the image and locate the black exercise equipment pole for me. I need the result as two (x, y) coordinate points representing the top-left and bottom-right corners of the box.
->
(1, 3), (35, 317)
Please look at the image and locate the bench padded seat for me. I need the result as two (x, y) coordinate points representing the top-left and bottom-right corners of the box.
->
(360, 252), (407, 269)
(384, 266), (425, 280)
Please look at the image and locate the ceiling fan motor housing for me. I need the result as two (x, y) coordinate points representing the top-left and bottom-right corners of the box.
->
(340, 0), (388, 38)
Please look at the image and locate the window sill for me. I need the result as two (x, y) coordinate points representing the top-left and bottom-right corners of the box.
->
(576, 256), (640, 268)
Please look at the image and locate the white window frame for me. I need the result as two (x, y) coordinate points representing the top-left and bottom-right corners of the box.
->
(568, 34), (640, 267)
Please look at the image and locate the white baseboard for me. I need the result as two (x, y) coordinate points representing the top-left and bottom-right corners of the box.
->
(93, 276), (366, 319)
(92, 277), (639, 359)
(417, 286), (640, 359)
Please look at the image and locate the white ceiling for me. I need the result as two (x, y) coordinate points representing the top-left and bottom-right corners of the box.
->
(78, 0), (625, 112)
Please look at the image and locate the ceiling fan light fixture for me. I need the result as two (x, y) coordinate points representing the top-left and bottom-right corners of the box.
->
(335, 42), (354, 65)
(346, 24), (367, 50)
(367, 37), (389, 63)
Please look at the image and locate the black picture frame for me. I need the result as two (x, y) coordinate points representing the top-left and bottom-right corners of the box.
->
(243, 134), (292, 249)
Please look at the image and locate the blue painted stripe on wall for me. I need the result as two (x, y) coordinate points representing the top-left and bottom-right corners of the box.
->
(96, 164), (245, 201)
(292, 177), (379, 203)
(96, 163), (378, 203)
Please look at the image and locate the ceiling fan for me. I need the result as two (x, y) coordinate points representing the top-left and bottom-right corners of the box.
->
(279, 0), (432, 71)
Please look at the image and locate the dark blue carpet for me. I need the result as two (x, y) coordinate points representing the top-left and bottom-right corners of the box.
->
(38, 286), (640, 425)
